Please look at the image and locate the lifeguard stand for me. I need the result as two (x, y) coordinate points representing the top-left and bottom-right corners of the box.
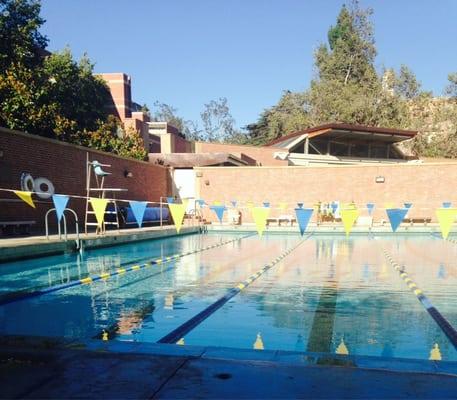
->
(84, 154), (127, 234)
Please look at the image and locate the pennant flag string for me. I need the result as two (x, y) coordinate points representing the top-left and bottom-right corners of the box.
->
(129, 201), (148, 228)
(436, 208), (457, 239)
(386, 208), (408, 232)
(210, 205), (227, 223)
(340, 208), (359, 237)
(89, 198), (109, 227)
(52, 194), (69, 222)
(295, 208), (313, 236)
(13, 190), (35, 208)
(251, 207), (270, 237)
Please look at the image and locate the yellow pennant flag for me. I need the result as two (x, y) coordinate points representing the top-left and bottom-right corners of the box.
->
(213, 201), (222, 206)
(14, 190), (35, 208)
(169, 203), (186, 233)
(89, 198), (108, 227)
(251, 207), (270, 237)
(246, 200), (254, 209)
(340, 208), (359, 236)
(384, 202), (394, 209)
(278, 202), (288, 211)
(436, 208), (457, 239)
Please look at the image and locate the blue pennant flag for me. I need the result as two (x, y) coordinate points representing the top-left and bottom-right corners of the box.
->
(404, 202), (413, 209)
(366, 203), (375, 216)
(263, 202), (270, 208)
(210, 205), (227, 223)
(295, 208), (313, 236)
(129, 201), (148, 227)
(52, 194), (69, 223)
(331, 202), (338, 214)
(167, 197), (174, 204)
(231, 200), (237, 207)
(443, 202), (452, 208)
(196, 199), (205, 207)
(386, 208), (408, 232)
(297, 202), (304, 209)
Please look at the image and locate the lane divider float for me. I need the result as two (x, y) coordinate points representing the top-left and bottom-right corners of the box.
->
(0, 234), (253, 307)
(382, 247), (457, 351)
(158, 234), (312, 344)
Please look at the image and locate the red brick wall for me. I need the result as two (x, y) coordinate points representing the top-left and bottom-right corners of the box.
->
(173, 134), (192, 153)
(194, 142), (288, 166)
(0, 128), (170, 232)
(196, 163), (457, 223)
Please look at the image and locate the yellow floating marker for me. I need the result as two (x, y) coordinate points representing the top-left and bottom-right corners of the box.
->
(429, 343), (442, 361)
(340, 208), (359, 237)
(253, 333), (264, 350)
(176, 338), (185, 345)
(336, 338), (349, 355)
(14, 190), (35, 208)
(251, 207), (270, 237)
(436, 208), (457, 239)
(89, 198), (109, 227)
(168, 202), (186, 233)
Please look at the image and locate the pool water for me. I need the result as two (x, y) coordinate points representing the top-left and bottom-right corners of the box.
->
(0, 232), (456, 362)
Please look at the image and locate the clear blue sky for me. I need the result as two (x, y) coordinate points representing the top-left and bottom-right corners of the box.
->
(40, 0), (457, 129)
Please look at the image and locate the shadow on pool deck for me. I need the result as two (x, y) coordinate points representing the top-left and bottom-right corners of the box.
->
(0, 336), (456, 399)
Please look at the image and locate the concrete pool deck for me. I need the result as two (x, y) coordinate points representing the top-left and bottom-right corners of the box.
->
(0, 225), (200, 262)
(0, 222), (447, 264)
(0, 336), (456, 399)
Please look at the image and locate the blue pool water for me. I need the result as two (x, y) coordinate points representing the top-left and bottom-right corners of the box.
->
(0, 232), (456, 362)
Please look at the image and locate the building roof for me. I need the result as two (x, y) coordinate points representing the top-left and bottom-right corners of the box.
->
(266, 123), (418, 148)
(148, 153), (248, 167)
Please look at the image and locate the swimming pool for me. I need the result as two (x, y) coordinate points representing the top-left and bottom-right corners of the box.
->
(0, 232), (456, 362)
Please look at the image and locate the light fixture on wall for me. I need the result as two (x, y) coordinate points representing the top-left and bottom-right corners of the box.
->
(204, 179), (210, 186)
(375, 176), (385, 183)
(124, 170), (133, 178)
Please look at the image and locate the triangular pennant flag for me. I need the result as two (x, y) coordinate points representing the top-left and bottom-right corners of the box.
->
(14, 190), (35, 208)
(167, 197), (174, 204)
(210, 205), (227, 223)
(384, 202), (394, 209)
(331, 202), (338, 214)
(442, 202), (452, 208)
(436, 208), (457, 239)
(196, 199), (205, 207)
(278, 202), (288, 211)
(295, 208), (313, 236)
(168, 203), (186, 233)
(246, 201), (254, 209)
(297, 202), (304, 209)
(213, 201), (222, 206)
(129, 201), (148, 227)
(366, 203), (375, 216)
(89, 198), (109, 227)
(404, 202), (413, 209)
(231, 200), (237, 208)
(52, 194), (69, 222)
(263, 202), (270, 208)
(386, 208), (408, 232)
(340, 208), (359, 236)
(251, 207), (270, 237)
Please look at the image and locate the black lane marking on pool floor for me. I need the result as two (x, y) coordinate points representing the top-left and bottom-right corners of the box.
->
(0, 234), (254, 307)
(158, 234), (312, 344)
(93, 238), (271, 340)
(382, 246), (457, 350)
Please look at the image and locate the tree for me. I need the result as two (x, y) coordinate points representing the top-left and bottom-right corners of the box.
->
(393, 65), (421, 99)
(445, 73), (457, 98)
(315, 0), (377, 85)
(0, 0), (48, 71)
(200, 97), (238, 142)
(152, 101), (199, 139)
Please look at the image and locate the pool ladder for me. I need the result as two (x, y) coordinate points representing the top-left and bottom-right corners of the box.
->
(45, 208), (82, 251)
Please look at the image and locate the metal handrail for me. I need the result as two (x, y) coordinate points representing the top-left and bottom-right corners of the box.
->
(45, 208), (80, 246)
